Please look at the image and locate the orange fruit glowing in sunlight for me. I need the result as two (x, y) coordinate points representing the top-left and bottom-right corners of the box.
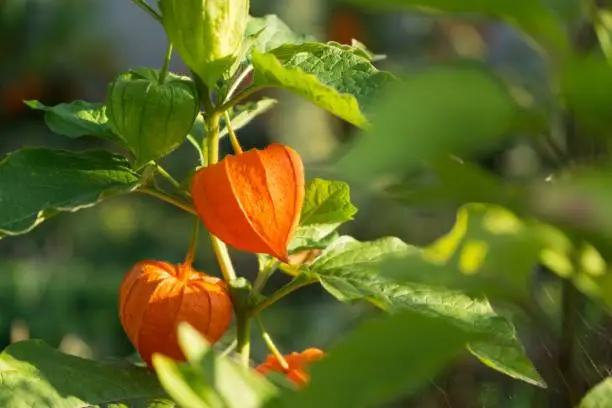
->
(191, 143), (305, 262)
(119, 260), (233, 367)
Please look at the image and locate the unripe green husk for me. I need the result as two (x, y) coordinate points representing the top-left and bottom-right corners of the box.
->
(159, 0), (250, 88)
(106, 68), (199, 168)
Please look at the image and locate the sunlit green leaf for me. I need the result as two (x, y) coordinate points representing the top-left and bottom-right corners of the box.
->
(301, 178), (357, 226)
(24, 100), (118, 140)
(0, 148), (141, 238)
(251, 42), (394, 128)
(304, 234), (544, 387)
(580, 377), (612, 408)
(0, 340), (173, 407)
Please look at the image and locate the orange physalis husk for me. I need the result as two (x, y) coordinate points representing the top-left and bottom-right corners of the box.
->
(119, 260), (233, 367)
(255, 348), (325, 388)
(191, 143), (305, 262)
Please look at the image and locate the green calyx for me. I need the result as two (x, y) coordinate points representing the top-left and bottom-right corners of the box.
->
(105, 68), (199, 168)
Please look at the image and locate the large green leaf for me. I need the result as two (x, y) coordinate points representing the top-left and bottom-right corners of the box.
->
(0, 340), (174, 407)
(580, 377), (612, 408)
(387, 157), (523, 210)
(336, 65), (517, 180)
(348, 0), (569, 55)
(401, 203), (541, 298)
(154, 324), (277, 408)
(562, 56), (612, 139)
(245, 14), (312, 53)
(269, 43), (394, 112)
(0, 148), (141, 238)
(24, 100), (118, 140)
(266, 311), (480, 408)
(251, 42), (394, 128)
(303, 235), (545, 387)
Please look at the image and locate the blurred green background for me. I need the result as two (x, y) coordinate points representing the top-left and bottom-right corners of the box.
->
(0, 0), (593, 406)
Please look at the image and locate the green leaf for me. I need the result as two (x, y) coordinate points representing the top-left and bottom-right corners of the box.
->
(251, 42), (394, 128)
(285, 178), (357, 253)
(245, 14), (312, 53)
(411, 203), (540, 298)
(154, 323), (277, 408)
(594, 9), (612, 62)
(301, 178), (357, 226)
(580, 377), (612, 408)
(387, 157), (522, 210)
(528, 166), (612, 258)
(562, 56), (612, 138)
(24, 100), (118, 140)
(266, 311), (481, 408)
(338, 39), (387, 62)
(270, 42), (395, 112)
(348, 0), (569, 55)
(305, 235), (545, 387)
(336, 65), (516, 180)
(220, 98), (277, 138)
(0, 148), (141, 238)
(0, 340), (174, 407)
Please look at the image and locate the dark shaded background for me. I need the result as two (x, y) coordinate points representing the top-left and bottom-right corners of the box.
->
(1, 0), (604, 406)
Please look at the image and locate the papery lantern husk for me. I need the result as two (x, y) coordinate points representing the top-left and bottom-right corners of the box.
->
(191, 143), (305, 262)
(119, 260), (233, 367)
(106, 68), (199, 168)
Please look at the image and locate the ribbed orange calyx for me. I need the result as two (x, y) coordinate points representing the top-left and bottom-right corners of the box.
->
(191, 143), (305, 262)
(118, 260), (233, 367)
(255, 348), (324, 388)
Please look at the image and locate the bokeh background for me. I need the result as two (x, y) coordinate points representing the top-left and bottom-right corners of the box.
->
(0, 0), (597, 406)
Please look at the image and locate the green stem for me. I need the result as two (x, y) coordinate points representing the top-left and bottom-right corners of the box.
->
(216, 85), (266, 114)
(204, 111), (237, 283)
(138, 188), (196, 215)
(220, 339), (237, 357)
(129, 0), (161, 23)
(158, 42), (174, 85)
(236, 312), (251, 367)
(555, 277), (582, 407)
(155, 163), (181, 189)
(253, 260), (279, 294)
(184, 219), (200, 265)
(255, 315), (288, 370)
(210, 236), (236, 283)
(207, 112), (222, 163)
(223, 111), (243, 154)
(249, 277), (317, 317)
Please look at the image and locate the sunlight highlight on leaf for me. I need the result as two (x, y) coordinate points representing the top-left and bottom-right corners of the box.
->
(459, 240), (489, 275)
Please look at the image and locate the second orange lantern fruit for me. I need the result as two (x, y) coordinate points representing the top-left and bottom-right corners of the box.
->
(191, 143), (305, 262)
